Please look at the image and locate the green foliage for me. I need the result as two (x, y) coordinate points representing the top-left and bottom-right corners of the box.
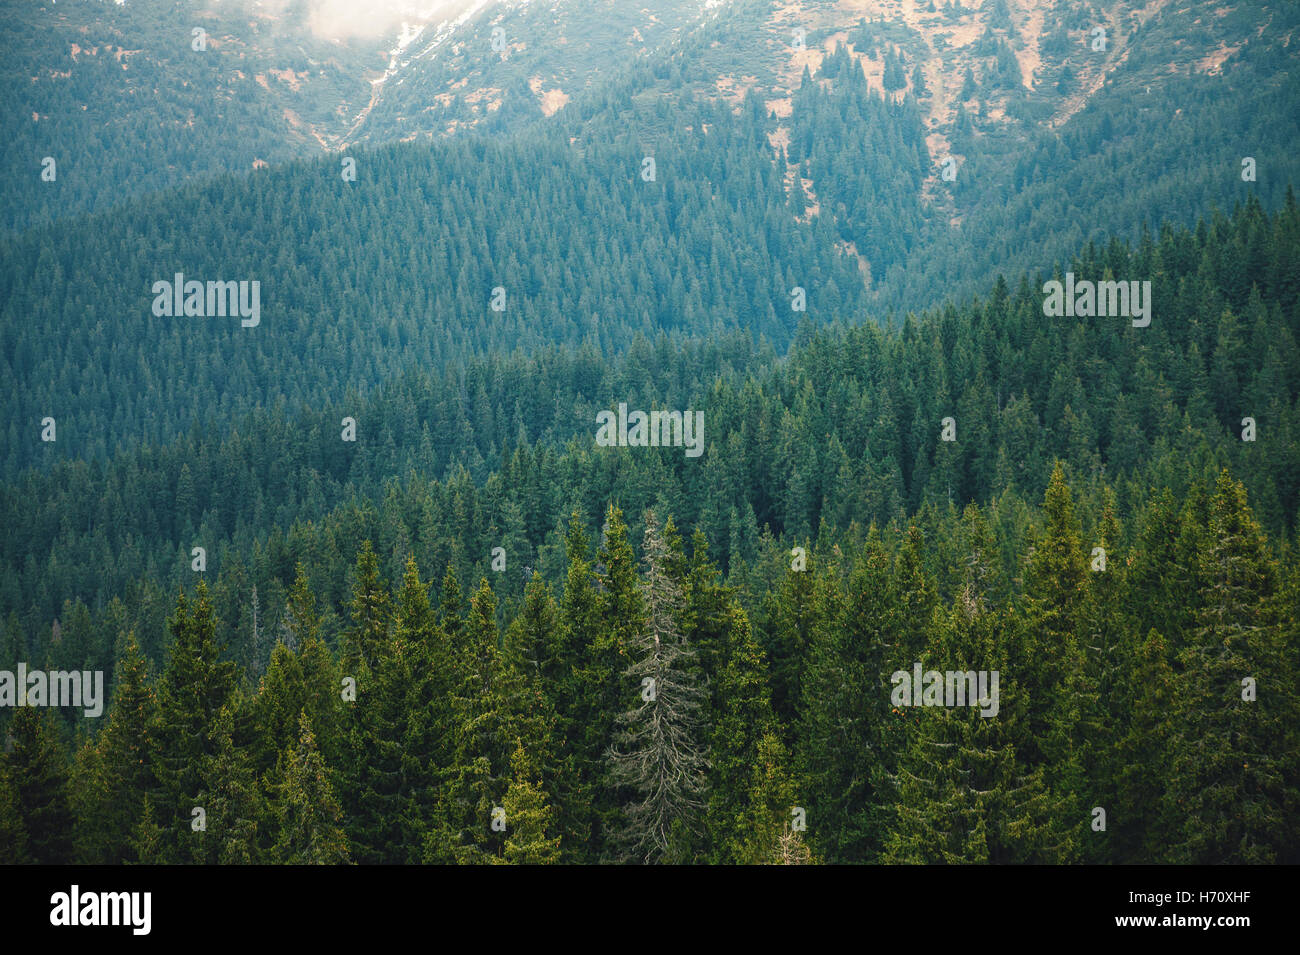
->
(1164, 472), (1299, 862)
(148, 583), (239, 861)
(607, 512), (708, 864)
(2, 706), (73, 862)
(71, 633), (155, 864)
(272, 713), (350, 865)
(502, 741), (560, 865)
(3, 185), (1299, 863)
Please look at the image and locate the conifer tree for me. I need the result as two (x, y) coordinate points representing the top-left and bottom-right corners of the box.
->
(508, 572), (561, 687)
(252, 570), (344, 851)
(581, 505), (645, 858)
(439, 578), (542, 863)
(1126, 489), (1191, 645)
(438, 563), (465, 638)
(884, 592), (1056, 863)
(272, 712), (350, 864)
(888, 508), (991, 861)
(551, 513), (603, 860)
(149, 582), (239, 861)
(346, 556), (443, 863)
(705, 603), (777, 862)
(1017, 463), (1092, 860)
(194, 702), (262, 864)
(795, 533), (897, 862)
(342, 541), (390, 673)
(761, 551), (817, 734)
(129, 796), (166, 865)
(893, 525), (939, 665)
(3, 706), (73, 863)
(502, 740), (561, 865)
(1078, 489), (1123, 862)
(72, 632), (155, 863)
(1165, 471), (1298, 863)
(737, 730), (813, 864)
(682, 528), (735, 705)
(1114, 629), (1177, 862)
(0, 758), (28, 863)
(960, 65), (977, 99)
(607, 511), (708, 864)
(502, 573), (564, 829)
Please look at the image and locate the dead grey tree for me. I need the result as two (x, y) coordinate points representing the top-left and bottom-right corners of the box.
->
(606, 510), (709, 864)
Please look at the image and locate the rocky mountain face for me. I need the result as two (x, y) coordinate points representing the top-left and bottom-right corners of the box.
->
(10, 1), (1289, 217)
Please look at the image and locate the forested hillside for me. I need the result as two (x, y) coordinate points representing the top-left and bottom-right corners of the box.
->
(7, 1), (1300, 483)
(879, 0), (1300, 310)
(1, 0), (388, 234)
(0, 90), (859, 479)
(2, 201), (1297, 864)
(3, 0), (1299, 871)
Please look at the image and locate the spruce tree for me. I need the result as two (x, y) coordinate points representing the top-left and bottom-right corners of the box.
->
(582, 505), (644, 858)
(3, 706), (73, 862)
(346, 556), (443, 863)
(342, 541), (390, 673)
(438, 563), (465, 638)
(508, 572), (561, 687)
(129, 796), (166, 865)
(761, 551), (817, 735)
(884, 596), (1055, 863)
(438, 578), (543, 863)
(149, 582), (238, 861)
(551, 513), (603, 860)
(1016, 463), (1092, 860)
(72, 632), (155, 863)
(194, 702), (262, 864)
(795, 532), (897, 862)
(502, 740), (560, 865)
(607, 511), (708, 864)
(272, 712), (350, 864)
(0, 757), (29, 863)
(1165, 471), (1298, 862)
(252, 568), (343, 852)
(705, 602), (777, 862)
(737, 730), (813, 864)
(502, 573), (564, 843)
(1114, 629), (1177, 862)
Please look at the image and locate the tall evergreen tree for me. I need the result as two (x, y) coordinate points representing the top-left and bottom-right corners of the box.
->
(795, 532), (899, 862)
(607, 511), (708, 864)
(272, 712), (350, 864)
(502, 740), (561, 865)
(437, 578), (543, 863)
(1165, 471), (1299, 863)
(149, 582), (238, 861)
(580, 505), (645, 859)
(551, 513), (603, 860)
(1016, 463), (1092, 861)
(72, 632), (155, 863)
(342, 541), (390, 674)
(3, 706), (73, 863)
(347, 556), (442, 863)
(705, 602), (777, 863)
(194, 702), (262, 864)
(0, 756), (27, 863)
(1114, 629), (1177, 862)
(737, 730), (813, 865)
